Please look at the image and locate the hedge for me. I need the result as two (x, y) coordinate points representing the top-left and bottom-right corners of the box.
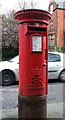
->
(61, 46), (65, 53)
(2, 47), (18, 61)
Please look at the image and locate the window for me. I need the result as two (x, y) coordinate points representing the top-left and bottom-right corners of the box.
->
(50, 21), (53, 31)
(51, 35), (54, 40)
(48, 53), (61, 62)
(49, 35), (54, 46)
(50, 4), (53, 14)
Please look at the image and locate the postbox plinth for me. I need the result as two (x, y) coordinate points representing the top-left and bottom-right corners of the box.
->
(15, 9), (51, 118)
(18, 95), (47, 118)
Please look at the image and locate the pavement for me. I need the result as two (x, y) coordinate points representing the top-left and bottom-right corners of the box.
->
(0, 102), (65, 119)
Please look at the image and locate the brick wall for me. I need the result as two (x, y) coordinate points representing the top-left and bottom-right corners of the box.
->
(48, 8), (65, 48)
(58, 9), (64, 47)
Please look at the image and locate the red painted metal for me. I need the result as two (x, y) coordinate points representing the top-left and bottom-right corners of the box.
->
(15, 9), (51, 96)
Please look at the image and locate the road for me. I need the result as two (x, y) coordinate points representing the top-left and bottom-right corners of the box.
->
(48, 80), (63, 104)
(0, 80), (64, 110)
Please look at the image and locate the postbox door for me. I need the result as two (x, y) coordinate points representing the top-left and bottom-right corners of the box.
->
(29, 34), (48, 95)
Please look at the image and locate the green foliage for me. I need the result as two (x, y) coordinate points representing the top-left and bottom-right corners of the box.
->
(2, 11), (18, 61)
(61, 46), (65, 53)
(2, 47), (18, 61)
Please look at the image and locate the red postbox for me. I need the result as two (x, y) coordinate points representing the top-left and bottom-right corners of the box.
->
(15, 9), (51, 118)
(15, 9), (51, 96)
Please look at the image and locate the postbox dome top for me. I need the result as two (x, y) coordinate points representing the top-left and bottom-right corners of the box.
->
(15, 9), (51, 24)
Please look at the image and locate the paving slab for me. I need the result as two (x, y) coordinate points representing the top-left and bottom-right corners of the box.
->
(0, 103), (64, 119)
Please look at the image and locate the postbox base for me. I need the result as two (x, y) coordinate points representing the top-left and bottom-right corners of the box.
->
(18, 94), (47, 119)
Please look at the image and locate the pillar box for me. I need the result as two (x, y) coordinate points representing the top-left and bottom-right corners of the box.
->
(15, 9), (51, 118)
